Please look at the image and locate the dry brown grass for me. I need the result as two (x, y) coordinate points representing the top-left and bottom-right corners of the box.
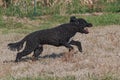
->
(0, 25), (120, 79)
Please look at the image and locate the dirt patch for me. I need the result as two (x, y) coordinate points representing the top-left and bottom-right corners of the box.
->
(0, 25), (120, 79)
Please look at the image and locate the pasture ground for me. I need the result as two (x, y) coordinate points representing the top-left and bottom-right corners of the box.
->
(0, 25), (120, 80)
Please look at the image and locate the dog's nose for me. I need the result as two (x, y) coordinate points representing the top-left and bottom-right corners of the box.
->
(87, 23), (93, 27)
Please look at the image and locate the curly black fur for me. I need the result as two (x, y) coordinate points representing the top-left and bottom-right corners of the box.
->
(8, 16), (92, 62)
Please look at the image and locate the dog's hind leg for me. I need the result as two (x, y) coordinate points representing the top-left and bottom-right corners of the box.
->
(69, 40), (82, 52)
(62, 43), (74, 52)
(15, 50), (33, 62)
(32, 45), (43, 60)
(15, 41), (38, 62)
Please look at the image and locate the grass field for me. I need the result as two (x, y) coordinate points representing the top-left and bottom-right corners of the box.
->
(0, 24), (120, 80)
(0, 13), (120, 34)
(0, 0), (120, 79)
(0, 12), (120, 80)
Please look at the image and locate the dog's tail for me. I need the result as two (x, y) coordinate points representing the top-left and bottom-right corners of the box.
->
(8, 37), (26, 51)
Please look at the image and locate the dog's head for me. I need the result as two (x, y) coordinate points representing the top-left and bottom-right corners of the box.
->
(70, 16), (93, 34)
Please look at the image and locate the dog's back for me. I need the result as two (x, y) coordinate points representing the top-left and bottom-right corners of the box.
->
(29, 23), (78, 46)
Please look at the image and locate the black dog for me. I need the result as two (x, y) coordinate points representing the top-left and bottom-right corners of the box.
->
(8, 16), (92, 62)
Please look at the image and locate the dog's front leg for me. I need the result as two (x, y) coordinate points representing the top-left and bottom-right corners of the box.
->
(69, 40), (82, 52)
(32, 45), (43, 60)
(63, 43), (74, 52)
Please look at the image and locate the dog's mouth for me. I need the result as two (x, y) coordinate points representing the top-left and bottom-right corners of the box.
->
(83, 23), (92, 34)
(83, 27), (89, 34)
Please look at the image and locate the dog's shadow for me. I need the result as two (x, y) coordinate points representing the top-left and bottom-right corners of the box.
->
(41, 53), (64, 59)
(3, 53), (65, 63)
(21, 53), (65, 62)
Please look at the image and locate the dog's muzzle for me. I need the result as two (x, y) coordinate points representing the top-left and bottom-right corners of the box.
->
(87, 23), (93, 27)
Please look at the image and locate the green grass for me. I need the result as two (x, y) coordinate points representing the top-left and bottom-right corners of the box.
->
(89, 75), (120, 80)
(85, 13), (120, 26)
(34, 13), (120, 29)
(0, 13), (120, 34)
(2, 74), (120, 80)
(3, 76), (75, 80)
(37, 13), (120, 29)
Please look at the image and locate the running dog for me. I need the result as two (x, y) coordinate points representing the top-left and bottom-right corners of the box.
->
(8, 16), (92, 62)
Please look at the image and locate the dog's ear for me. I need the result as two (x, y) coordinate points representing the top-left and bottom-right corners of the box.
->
(70, 16), (76, 23)
(70, 16), (79, 25)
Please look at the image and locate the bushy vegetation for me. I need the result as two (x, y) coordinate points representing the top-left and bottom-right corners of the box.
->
(0, 0), (120, 17)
